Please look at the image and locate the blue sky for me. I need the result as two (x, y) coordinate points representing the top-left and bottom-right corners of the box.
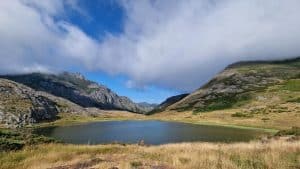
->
(66, 0), (125, 39)
(63, 0), (181, 103)
(1, 0), (299, 104)
(83, 71), (180, 104)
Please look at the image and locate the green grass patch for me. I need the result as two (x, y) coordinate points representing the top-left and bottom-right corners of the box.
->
(281, 79), (300, 91)
(193, 93), (251, 114)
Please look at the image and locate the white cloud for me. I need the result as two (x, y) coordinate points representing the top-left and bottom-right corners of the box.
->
(1, 0), (300, 91)
(0, 0), (95, 73)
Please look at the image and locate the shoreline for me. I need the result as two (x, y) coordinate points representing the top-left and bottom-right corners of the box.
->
(29, 115), (278, 134)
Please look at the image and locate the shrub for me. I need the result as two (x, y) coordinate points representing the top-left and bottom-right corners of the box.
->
(231, 112), (254, 118)
(0, 139), (24, 151)
(261, 117), (270, 121)
(0, 129), (58, 152)
(130, 161), (143, 168)
(275, 127), (300, 136)
(193, 93), (251, 114)
(281, 79), (300, 91)
(287, 97), (300, 103)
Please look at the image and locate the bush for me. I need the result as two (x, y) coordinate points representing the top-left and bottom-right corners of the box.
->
(0, 139), (24, 151)
(287, 97), (300, 103)
(193, 94), (251, 114)
(231, 112), (254, 118)
(281, 79), (300, 91)
(275, 127), (300, 136)
(261, 117), (270, 121)
(130, 161), (143, 168)
(0, 129), (58, 152)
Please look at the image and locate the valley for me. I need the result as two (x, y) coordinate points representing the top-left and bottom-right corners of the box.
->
(0, 58), (299, 169)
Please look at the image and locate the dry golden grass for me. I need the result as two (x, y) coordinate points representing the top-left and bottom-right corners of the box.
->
(0, 139), (299, 169)
(152, 107), (300, 131)
(152, 87), (300, 131)
(35, 110), (145, 128)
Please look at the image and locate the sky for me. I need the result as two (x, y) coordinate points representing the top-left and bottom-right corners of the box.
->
(1, 0), (300, 103)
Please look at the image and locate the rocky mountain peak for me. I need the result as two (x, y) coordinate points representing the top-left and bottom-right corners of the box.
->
(0, 72), (149, 113)
(61, 72), (85, 80)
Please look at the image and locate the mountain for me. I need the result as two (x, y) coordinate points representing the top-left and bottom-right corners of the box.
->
(0, 72), (146, 113)
(0, 77), (96, 127)
(161, 57), (300, 113)
(148, 94), (189, 114)
(137, 102), (158, 112)
(0, 79), (59, 127)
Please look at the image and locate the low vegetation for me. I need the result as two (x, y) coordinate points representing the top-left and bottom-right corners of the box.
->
(281, 79), (300, 91)
(0, 129), (58, 152)
(231, 112), (254, 118)
(276, 127), (300, 136)
(0, 59), (299, 169)
(193, 93), (251, 114)
(166, 58), (300, 115)
(0, 139), (299, 169)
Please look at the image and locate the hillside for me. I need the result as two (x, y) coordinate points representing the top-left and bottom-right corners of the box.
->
(152, 57), (300, 129)
(0, 72), (146, 113)
(165, 58), (300, 112)
(0, 79), (59, 127)
(137, 102), (157, 112)
(148, 93), (189, 114)
(0, 77), (101, 127)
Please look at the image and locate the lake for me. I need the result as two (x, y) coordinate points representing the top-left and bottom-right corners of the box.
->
(35, 120), (265, 145)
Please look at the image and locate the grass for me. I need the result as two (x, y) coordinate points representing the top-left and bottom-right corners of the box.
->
(287, 97), (300, 103)
(192, 94), (251, 114)
(231, 112), (254, 118)
(276, 127), (300, 136)
(0, 139), (299, 169)
(28, 104), (298, 132)
(34, 110), (145, 127)
(0, 129), (58, 151)
(281, 79), (300, 91)
(28, 110), (280, 133)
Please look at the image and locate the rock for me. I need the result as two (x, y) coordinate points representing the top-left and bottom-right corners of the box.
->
(0, 79), (59, 128)
(1, 72), (148, 113)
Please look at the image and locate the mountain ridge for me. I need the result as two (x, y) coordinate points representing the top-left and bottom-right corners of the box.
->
(161, 57), (300, 113)
(0, 72), (148, 114)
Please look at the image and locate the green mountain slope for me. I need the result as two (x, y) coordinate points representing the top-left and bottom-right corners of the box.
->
(164, 57), (300, 114)
(148, 93), (189, 114)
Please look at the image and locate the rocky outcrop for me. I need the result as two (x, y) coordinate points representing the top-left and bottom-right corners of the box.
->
(0, 79), (59, 127)
(1, 72), (147, 113)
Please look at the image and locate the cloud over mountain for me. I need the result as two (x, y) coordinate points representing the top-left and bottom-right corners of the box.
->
(1, 0), (300, 91)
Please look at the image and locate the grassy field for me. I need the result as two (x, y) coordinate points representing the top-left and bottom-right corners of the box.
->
(35, 110), (145, 128)
(1, 80), (299, 169)
(0, 110), (298, 169)
(35, 98), (300, 131)
(151, 80), (300, 131)
(0, 139), (299, 169)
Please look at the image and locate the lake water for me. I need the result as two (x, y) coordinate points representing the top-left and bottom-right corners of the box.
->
(35, 120), (265, 145)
